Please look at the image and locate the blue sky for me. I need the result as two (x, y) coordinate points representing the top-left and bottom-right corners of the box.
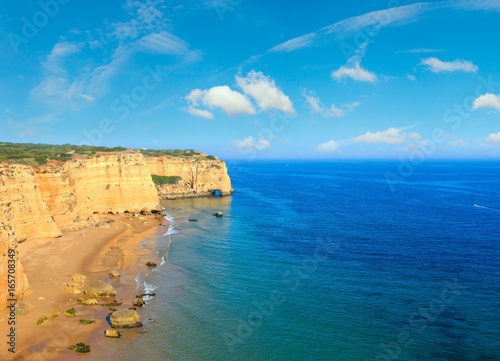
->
(1, 0), (500, 159)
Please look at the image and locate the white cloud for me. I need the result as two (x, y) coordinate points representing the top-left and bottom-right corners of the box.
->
(332, 63), (378, 83)
(256, 139), (271, 150)
(325, 104), (345, 118)
(316, 140), (340, 154)
(473, 93), (500, 111)
(445, 134), (469, 147)
(186, 106), (213, 119)
(485, 132), (500, 145)
(185, 86), (256, 117)
(344, 101), (361, 112)
(332, 42), (378, 83)
(420, 57), (478, 73)
(232, 136), (272, 151)
(236, 71), (295, 114)
(354, 127), (407, 145)
(408, 132), (422, 140)
(407, 74), (417, 81)
(303, 90), (360, 118)
(303, 93), (322, 114)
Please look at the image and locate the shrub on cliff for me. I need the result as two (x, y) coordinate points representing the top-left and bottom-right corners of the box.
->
(151, 174), (182, 186)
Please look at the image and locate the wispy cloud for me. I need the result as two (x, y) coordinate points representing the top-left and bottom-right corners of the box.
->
(420, 57), (478, 73)
(268, 2), (434, 54)
(396, 48), (445, 54)
(303, 90), (360, 118)
(30, 0), (200, 111)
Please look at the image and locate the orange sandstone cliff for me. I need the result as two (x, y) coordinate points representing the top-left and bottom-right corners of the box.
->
(0, 152), (232, 308)
(146, 156), (233, 199)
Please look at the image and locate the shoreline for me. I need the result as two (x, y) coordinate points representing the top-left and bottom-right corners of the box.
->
(0, 214), (167, 361)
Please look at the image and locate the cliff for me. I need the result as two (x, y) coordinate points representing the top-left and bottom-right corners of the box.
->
(0, 151), (232, 308)
(146, 156), (234, 199)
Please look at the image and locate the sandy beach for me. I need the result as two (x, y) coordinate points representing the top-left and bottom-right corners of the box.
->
(0, 215), (167, 361)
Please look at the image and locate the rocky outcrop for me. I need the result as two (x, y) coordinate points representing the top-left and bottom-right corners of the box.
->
(84, 280), (116, 297)
(110, 309), (142, 328)
(145, 156), (234, 199)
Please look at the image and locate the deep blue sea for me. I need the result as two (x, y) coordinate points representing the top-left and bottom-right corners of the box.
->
(120, 161), (500, 361)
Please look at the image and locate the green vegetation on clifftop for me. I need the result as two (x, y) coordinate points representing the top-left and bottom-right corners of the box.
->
(0, 142), (214, 166)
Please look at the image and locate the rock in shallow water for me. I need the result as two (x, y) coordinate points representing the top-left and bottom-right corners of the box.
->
(213, 211), (223, 217)
(146, 261), (156, 267)
(110, 309), (143, 328)
(109, 270), (120, 277)
(132, 298), (144, 307)
(84, 280), (116, 297)
(105, 329), (121, 338)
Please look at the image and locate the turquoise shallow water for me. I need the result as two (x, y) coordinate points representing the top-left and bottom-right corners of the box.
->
(116, 161), (499, 361)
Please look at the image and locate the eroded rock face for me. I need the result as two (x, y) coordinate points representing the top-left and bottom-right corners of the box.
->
(145, 156), (233, 199)
(0, 223), (30, 308)
(110, 309), (143, 328)
(84, 280), (116, 297)
(0, 151), (233, 308)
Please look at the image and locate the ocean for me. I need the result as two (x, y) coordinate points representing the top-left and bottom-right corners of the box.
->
(121, 161), (499, 361)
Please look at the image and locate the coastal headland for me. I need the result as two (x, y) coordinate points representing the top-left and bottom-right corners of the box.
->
(0, 143), (233, 359)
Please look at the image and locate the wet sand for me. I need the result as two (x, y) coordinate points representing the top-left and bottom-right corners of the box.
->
(0, 215), (167, 361)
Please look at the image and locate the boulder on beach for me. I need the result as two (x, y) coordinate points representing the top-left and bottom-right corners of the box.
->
(109, 270), (120, 278)
(64, 286), (81, 294)
(146, 261), (157, 267)
(67, 281), (84, 289)
(78, 298), (98, 305)
(17, 302), (32, 316)
(105, 329), (121, 338)
(189, 219), (198, 222)
(84, 280), (116, 297)
(132, 298), (144, 307)
(110, 309), (143, 328)
(70, 273), (87, 283)
(214, 211), (223, 217)
(97, 221), (111, 228)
